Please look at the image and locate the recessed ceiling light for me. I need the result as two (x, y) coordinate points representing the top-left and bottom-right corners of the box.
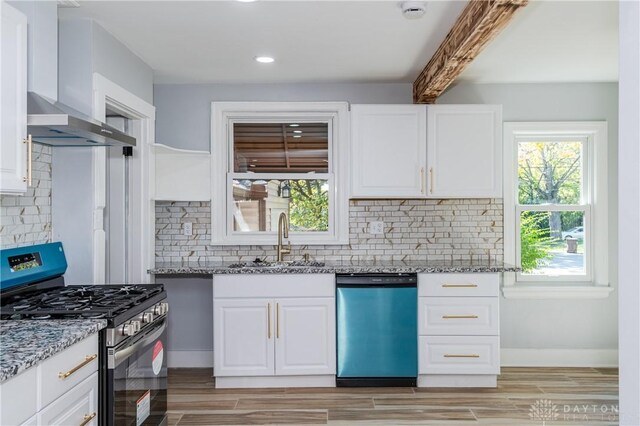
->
(289, 124), (300, 127)
(249, 164), (256, 167)
(293, 135), (302, 138)
(255, 56), (274, 64)
(293, 130), (302, 134)
(237, 0), (256, 3)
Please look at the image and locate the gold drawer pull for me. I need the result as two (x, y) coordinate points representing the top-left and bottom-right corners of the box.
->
(58, 354), (97, 380)
(444, 354), (480, 358)
(80, 412), (97, 426)
(442, 284), (478, 288)
(442, 315), (479, 319)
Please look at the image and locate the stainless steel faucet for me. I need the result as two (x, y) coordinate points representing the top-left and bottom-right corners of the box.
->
(276, 212), (291, 262)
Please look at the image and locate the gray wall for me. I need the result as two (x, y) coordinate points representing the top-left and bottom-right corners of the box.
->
(59, 18), (154, 115)
(154, 83), (412, 151)
(439, 82), (619, 351)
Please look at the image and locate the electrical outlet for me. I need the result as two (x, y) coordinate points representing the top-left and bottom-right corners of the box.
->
(183, 222), (193, 236)
(369, 221), (384, 235)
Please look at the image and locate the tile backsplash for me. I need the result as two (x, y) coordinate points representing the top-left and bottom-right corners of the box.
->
(155, 199), (503, 263)
(0, 143), (52, 249)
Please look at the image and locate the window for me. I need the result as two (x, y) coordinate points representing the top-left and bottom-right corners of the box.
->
(211, 103), (349, 245)
(503, 122), (610, 298)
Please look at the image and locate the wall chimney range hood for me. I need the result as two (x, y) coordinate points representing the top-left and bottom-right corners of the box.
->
(27, 92), (136, 147)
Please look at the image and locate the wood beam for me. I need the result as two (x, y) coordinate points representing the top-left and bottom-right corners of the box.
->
(413, 0), (528, 104)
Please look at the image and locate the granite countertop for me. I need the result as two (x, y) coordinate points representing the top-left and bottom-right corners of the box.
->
(0, 319), (107, 382)
(150, 260), (520, 275)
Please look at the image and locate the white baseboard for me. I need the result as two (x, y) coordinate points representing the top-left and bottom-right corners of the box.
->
(501, 349), (618, 367)
(168, 350), (213, 368)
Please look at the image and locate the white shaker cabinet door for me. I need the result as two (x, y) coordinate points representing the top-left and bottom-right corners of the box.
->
(351, 105), (427, 198)
(0, 1), (28, 194)
(427, 105), (502, 198)
(275, 297), (336, 376)
(214, 298), (275, 377)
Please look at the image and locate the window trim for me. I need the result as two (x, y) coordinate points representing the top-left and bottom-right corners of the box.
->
(211, 102), (350, 246)
(502, 121), (611, 299)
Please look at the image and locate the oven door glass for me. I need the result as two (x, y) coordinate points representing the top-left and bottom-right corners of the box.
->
(110, 318), (168, 426)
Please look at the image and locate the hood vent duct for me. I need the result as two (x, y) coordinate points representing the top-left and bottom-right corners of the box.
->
(26, 92), (136, 147)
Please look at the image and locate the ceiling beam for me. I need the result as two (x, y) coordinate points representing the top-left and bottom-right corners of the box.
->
(413, 0), (529, 104)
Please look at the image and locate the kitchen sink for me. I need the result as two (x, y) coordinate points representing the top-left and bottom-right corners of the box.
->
(227, 260), (326, 269)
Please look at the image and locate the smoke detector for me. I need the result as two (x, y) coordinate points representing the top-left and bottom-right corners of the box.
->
(401, 1), (426, 19)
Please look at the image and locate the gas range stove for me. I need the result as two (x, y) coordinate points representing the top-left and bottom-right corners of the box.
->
(1, 242), (169, 426)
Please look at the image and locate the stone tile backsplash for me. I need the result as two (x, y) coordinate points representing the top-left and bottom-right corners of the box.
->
(155, 199), (503, 263)
(0, 143), (52, 249)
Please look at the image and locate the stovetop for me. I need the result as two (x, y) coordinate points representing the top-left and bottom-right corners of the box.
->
(0, 284), (165, 321)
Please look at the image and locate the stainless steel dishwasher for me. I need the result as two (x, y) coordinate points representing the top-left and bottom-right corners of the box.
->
(336, 273), (418, 386)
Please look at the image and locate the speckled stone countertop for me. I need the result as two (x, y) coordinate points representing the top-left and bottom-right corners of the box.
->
(150, 260), (519, 275)
(0, 320), (107, 382)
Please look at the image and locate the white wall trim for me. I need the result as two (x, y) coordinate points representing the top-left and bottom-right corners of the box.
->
(501, 349), (618, 367)
(92, 73), (156, 284)
(168, 351), (214, 368)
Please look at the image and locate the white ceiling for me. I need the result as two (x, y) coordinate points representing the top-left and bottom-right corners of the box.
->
(60, 0), (619, 85)
(458, 0), (618, 83)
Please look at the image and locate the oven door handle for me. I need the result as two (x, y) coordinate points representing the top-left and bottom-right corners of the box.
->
(109, 318), (167, 369)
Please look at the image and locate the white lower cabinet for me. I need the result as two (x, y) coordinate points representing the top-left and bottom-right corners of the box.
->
(38, 372), (98, 426)
(214, 298), (274, 377)
(417, 273), (500, 388)
(213, 274), (336, 388)
(0, 333), (99, 425)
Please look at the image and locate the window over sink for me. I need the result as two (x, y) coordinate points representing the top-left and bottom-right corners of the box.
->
(211, 102), (349, 245)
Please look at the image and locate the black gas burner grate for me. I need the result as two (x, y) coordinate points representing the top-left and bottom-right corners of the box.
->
(0, 284), (164, 320)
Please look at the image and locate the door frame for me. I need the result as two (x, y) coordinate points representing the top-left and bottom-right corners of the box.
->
(91, 73), (155, 284)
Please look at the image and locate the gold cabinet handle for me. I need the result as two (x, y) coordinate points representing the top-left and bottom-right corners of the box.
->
(58, 354), (98, 380)
(429, 167), (433, 194)
(22, 134), (32, 186)
(420, 167), (425, 194)
(441, 284), (478, 288)
(444, 354), (480, 358)
(276, 303), (280, 339)
(79, 412), (97, 426)
(267, 303), (272, 339)
(442, 315), (479, 319)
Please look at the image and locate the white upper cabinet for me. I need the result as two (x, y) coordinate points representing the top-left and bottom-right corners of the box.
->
(351, 105), (427, 198)
(0, 2), (28, 194)
(426, 105), (502, 198)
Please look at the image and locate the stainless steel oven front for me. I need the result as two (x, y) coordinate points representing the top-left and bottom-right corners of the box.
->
(106, 316), (168, 426)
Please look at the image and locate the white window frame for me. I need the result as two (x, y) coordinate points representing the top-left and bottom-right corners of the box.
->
(503, 122), (612, 299)
(211, 102), (350, 246)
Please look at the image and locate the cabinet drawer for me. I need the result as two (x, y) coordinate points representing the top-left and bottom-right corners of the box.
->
(38, 334), (98, 409)
(38, 372), (98, 426)
(0, 366), (37, 426)
(419, 297), (499, 336)
(419, 336), (500, 375)
(418, 273), (499, 297)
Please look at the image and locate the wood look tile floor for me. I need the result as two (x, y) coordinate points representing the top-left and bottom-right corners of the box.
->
(167, 368), (618, 425)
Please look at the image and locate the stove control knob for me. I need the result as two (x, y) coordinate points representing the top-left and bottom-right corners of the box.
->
(160, 302), (169, 314)
(121, 323), (134, 336)
(130, 320), (141, 333)
(142, 312), (155, 323)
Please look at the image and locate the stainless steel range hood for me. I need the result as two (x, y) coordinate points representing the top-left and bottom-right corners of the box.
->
(27, 92), (136, 147)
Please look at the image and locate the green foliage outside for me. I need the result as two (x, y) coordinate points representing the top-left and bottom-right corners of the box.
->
(288, 180), (329, 231)
(520, 212), (553, 272)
